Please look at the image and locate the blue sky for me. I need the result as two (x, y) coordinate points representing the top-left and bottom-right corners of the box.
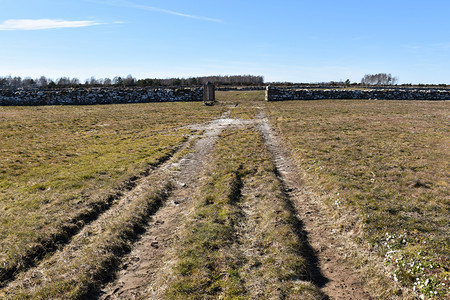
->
(1, 0), (449, 84)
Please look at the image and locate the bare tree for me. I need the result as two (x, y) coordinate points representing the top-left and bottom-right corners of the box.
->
(123, 74), (136, 86)
(37, 76), (48, 88)
(361, 73), (398, 85)
(22, 77), (36, 88)
(57, 77), (70, 86)
(113, 76), (123, 86)
(89, 76), (98, 86)
(11, 76), (22, 88)
(71, 78), (80, 86)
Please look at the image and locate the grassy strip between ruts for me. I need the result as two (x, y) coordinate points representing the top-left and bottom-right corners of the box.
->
(267, 100), (449, 299)
(216, 90), (265, 120)
(163, 127), (326, 299)
(0, 173), (172, 299)
(0, 102), (225, 286)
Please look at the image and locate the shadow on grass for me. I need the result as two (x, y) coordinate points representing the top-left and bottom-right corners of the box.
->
(273, 167), (330, 289)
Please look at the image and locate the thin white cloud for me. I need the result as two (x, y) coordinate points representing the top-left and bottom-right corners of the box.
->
(93, 0), (222, 23)
(130, 4), (222, 23)
(0, 19), (102, 31)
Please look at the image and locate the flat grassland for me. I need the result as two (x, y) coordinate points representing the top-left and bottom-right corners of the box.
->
(267, 100), (449, 298)
(0, 103), (225, 286)
(0, 94), (448, 299)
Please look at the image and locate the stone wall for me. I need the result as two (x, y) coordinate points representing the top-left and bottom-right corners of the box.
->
(0, 87), (203, 106)
(266, 86), (450, 101)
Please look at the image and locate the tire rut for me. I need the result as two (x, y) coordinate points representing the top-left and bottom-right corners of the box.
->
(0, 116), (235, 297)
(237, 180), (328, 299)
(99, 116), (246, 299)
(1, 142), (193, 295)
(257, 113), (373, 299)
(3, 112), (376, 299)
(0, 138), (187, 289)
(100, 114), (374, 299)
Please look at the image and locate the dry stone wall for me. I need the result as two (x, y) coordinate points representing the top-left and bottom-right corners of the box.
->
(266, 86), (450, 101)
(0, 87), (203, 106)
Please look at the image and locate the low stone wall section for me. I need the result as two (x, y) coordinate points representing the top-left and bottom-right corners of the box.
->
(0, 87), (203, 106)
(266, 86), (450, 101)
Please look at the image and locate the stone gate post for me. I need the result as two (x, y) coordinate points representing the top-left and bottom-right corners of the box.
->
(265, 85), (271, 101)
(203, 81), (215, 105)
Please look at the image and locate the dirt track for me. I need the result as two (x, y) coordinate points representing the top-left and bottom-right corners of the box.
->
(1, 109), (373, 299)
(99, 111), (372, 299)
(100, 115), (252, 299)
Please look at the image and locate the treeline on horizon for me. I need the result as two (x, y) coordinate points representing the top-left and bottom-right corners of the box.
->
(0, 74), (448, 89)
(0, 75), (264, 89)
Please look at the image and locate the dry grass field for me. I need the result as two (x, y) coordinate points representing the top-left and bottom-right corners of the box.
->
(0, 103), (225, 289)
(267, 100), (449, 298)
(0, 93), (448, 299)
